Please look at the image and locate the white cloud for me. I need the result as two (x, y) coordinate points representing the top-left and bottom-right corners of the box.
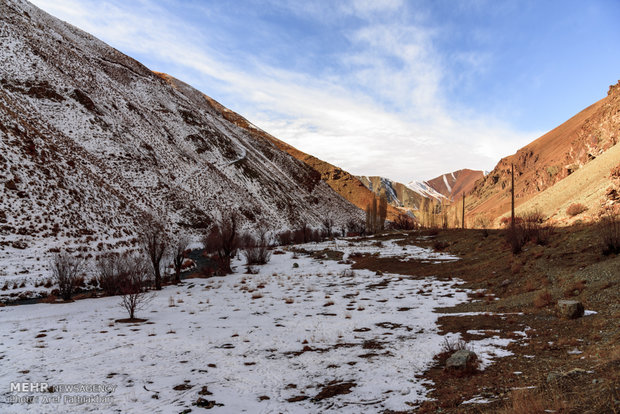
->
(30, 0), (539, 183)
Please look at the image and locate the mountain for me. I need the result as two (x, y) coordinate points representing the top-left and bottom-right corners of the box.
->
(357, 176), (441, 212)
(425, 169), (485, 201)
(467, 81), (620, 223)
(0, 0), (362, 277)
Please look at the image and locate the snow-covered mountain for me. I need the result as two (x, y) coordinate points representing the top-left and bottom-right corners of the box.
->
(357, 176), (442, 211)
(0, 0), (362, 281)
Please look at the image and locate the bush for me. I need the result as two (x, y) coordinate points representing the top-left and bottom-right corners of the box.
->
(241, 230), (272, 266)
(96, 253), (124, 296)
(601, 208), (620, 255)
(566, 203), (588, 217)
(50, 253), (84, 301)
(391, 214), (417, 230)
(276, 230), (293, 246)
(506, 224), (527, 254)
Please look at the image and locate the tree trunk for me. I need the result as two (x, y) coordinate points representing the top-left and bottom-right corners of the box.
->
(462, 193), (465, 229)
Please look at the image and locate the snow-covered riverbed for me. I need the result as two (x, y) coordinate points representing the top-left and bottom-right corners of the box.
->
(0, 240), (513, 413)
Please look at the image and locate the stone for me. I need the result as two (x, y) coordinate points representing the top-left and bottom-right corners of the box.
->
(445, 349), (477, 370)
(557, 300), (584, 319)
(546, 368), (588, 384)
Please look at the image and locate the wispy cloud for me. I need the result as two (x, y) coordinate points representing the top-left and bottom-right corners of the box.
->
(30, 0), (539, 182)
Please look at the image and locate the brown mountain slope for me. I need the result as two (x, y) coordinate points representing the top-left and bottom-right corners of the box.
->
(467, 80), (620, 221)
(157, 76), (404, 221)
(508, 143), (620, 225)
(426, 169), (484, 201)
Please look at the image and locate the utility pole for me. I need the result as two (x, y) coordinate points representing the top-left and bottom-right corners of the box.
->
(511, 163), (515, 229)
(462, 192), (465, 229)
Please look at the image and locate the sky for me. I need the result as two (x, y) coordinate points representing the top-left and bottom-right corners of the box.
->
(31, 0), (620, 182)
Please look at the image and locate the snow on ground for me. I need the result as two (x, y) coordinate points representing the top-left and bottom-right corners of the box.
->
(1, 240), (513, 413)
(299, 237), (459, 263)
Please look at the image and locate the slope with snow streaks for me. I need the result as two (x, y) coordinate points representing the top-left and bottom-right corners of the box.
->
(0, 0), (361, 283)
(425, 169), (484, 201)
(358, 176), (435, 212)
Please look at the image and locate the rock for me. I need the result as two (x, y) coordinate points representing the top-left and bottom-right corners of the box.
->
(445, 349), (477, 370)
(557, 300), (584, 319)
(546, 368), (588, 384)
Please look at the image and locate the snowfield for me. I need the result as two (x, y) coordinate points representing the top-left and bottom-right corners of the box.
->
(0, 240), (516, 413)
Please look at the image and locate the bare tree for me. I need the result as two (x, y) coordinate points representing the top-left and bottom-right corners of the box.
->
(139, 217), (169, 290)
(203, 212), (240, 275)
(321, 217), (334, 239)
(365, 195), (387, 234)
(365, 197), (378, 234)
(118, 255), (153, 320)
(172, 234), (191, 284)
(50, 252), (84, 301)
(378, 195), (388, 231)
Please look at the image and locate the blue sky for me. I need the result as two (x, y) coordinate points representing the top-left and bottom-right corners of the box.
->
(31, 0), (620, 182)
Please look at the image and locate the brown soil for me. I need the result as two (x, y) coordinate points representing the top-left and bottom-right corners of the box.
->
(114, 318), (148, 323)
(351, 226), (620, 413)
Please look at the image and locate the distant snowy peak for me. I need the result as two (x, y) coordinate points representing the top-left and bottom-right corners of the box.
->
(405, 180), (446, 200)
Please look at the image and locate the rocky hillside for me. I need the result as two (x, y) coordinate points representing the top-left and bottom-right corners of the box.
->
(425, 169), (485, 201)
(467, 81), (620, 222)
(0, 0), (362, 279)
(357, 176), (433, 212)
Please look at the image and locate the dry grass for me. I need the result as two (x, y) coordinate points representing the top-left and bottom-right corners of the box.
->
(533, 290), (554, 308)
(566, 203), (588, 216)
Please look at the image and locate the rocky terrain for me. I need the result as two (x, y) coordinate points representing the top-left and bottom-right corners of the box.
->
(0, 0), (362, 281)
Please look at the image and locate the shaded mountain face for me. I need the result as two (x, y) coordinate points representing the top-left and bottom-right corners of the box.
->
(0, 0), (362, 265)
(467, 81), (620, 221)
(425, 169), (485, 201)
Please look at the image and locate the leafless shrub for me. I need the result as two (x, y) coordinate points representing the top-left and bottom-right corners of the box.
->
(203, 212), (240, 275)
(96, 253), (124, 296)
(566, 203), (588, 217)
(172, 234), (191, 284)
(276, 230), (293, 246)
(118, 255), (153, 320)
(601, 207), (620, 256)
(391, 213), (417, 230)
(50, 252), (84, 301)
(506, 223), (527, 254)
(242, 229), (272, 266)
(440, 336), (471, 354)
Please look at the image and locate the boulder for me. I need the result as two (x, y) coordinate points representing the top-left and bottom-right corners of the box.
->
(557, 300), (584, 319)
(445, 349), (477, 370)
